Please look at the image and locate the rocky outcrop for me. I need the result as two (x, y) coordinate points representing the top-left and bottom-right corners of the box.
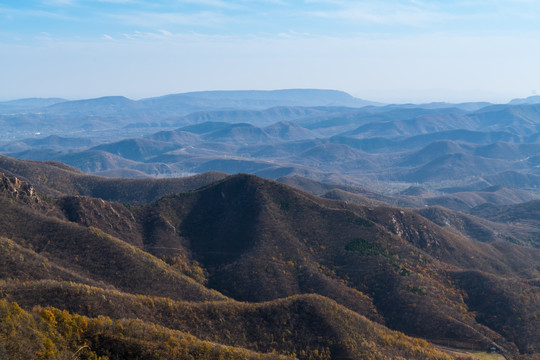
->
(0, 173), (41, 206)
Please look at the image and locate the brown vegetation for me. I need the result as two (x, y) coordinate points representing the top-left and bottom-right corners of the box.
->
(1, 156), (539, 359)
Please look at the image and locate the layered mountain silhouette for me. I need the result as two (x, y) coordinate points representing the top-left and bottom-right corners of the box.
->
(1, 155), (539, 359)
(0, 90), (375, 137)
(5, 94), (540, 196)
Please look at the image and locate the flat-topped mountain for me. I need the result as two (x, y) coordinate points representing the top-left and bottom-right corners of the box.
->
(142, 89), (377, 108)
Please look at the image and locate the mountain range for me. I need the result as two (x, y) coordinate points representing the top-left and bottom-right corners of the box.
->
(0, 90), (375, 142)
(0, 155), (539, 359)
(1, 90), (540, 359)
(4, 91), (540, 198)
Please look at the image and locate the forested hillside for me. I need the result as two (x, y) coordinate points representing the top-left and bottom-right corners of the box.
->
(1, 156), (539, 359)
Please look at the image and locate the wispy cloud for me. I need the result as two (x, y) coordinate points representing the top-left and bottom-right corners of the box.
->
(0, 5), (76, 21)
(306, 1), (456, 27)
(119, 29), (236, 42)
(94, 0), (135, 3)
(40, 0), (78, 6)
(109, 10), (230, 28)
(177, 0), (242, 9)
(35, 31), (53, 41)
(309, 0), (536, 23)
(3, 0), (540, 45)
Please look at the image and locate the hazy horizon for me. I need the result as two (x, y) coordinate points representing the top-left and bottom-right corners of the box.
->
(2, 1), (540, 103)
(0, 87), (533, 105)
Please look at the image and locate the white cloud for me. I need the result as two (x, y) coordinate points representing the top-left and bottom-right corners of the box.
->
(158, 29), (172, 36)
(177, 0), (241, 9)
(40, 0), (78, 6)
(118, 29), (235, 42)
(307, 1), (456, 27)
(109, 10), (229, 28)
(35, 31), (53, 41)
(305, 0), (540, 30)
(94, 0), (135, 3)
(0, 5), (76, 21)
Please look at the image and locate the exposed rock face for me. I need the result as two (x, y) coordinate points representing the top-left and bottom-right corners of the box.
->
(389, 211), (441, 249)
(56, 195), (143, 247)
(0, 173), (41, 205)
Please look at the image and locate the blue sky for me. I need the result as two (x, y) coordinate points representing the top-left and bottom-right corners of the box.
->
(2, 0), (540, 102)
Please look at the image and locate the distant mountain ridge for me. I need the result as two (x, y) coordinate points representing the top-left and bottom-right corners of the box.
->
(0, 89), (379, 143)
(508, 95), (540, 105)
(5, 91), (540, 202)
(0, 97), (68, 113)
(4, 89), (377, 118)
